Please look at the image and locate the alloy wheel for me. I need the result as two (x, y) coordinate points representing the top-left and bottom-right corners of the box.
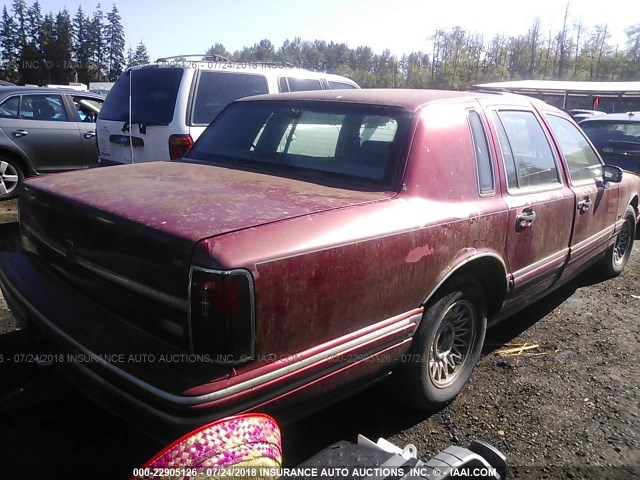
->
(429, 299), (477, 388)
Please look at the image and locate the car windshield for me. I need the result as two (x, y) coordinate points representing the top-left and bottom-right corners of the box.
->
(581, 121), (640, 147)
(185, 101), (411, 189)
(99, 67), (183, 124)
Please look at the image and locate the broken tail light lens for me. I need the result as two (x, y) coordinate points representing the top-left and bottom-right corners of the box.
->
(169, 134), (194, 160)
(189, 267), (255, 365)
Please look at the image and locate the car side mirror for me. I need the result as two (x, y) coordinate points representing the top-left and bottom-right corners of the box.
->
(602, 165), (623, 183)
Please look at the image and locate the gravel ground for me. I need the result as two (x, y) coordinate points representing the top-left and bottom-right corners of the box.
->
(0, 199), (638, 479)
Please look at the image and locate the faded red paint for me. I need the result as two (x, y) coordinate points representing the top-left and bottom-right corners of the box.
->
(1, 88), (639, 439)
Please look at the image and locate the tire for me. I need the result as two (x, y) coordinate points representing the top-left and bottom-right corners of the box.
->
(596, 205), (636, 278)
(0, 156), (24, 201)
(394, 276), (487, 411)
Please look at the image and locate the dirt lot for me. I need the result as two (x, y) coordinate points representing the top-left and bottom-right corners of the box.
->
(0, 199), (638, 479)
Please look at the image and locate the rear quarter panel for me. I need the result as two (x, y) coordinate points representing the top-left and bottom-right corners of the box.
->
(193, 100), (510, 359)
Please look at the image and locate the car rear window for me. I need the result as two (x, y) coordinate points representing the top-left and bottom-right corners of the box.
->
(580, 121), (640, 146)
(186, 101), (411, 189)
(99, 67), (183, 124)
(192, 71), (268, 125)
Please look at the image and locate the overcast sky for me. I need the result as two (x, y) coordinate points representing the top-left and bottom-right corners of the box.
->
(31, 0), (637, 60)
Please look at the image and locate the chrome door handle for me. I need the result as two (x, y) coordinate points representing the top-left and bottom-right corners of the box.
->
(516, 209), (536, 230)
(577, 198), (592, 213)
(11, 129), (28, 137)
(83, 131), (96, 139)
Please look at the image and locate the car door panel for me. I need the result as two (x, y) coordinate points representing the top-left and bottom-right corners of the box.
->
(67, 94), (103, 167)
(503, 190), (574, 294)
(486, 108), (576, 307)
(0, 118), (81, 172)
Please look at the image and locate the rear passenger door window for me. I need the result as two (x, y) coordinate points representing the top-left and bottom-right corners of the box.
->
(544, 114), (602, 184)
(279, 77), (322, 92)
(492, 110), (560, 190)
(192, 72), (268, 125)
(21, 94), (68, 121)
(328, 81), (357, 90)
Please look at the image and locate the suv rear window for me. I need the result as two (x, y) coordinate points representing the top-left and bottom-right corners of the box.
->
(186, 101), (411, 189)
(99, 68), (183, 124)
(192, 71), (268, 125)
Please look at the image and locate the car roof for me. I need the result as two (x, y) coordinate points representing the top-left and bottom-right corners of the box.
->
(0, 86), (105, 99)
(130, 62), (359, 85)
(579, 112), (640, 124)
(235, 88), (540, 112)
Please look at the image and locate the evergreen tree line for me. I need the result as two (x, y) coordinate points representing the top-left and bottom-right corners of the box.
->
(206, 15), (640, 89)
(0, 0), (147, 85)
(1, 1), (639, 89)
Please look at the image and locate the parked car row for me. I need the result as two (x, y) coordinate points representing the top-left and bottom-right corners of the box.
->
(3, 58), (639, 204)
(0, 57), (360, 200)
(1, 88), (637, 439)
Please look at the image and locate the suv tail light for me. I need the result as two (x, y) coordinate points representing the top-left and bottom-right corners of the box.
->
(169, 134), (193, 160)
(189, 267), (255, 365)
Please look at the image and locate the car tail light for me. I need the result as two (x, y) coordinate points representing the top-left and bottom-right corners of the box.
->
(189, 267), (255, 365)
(169, 134), (193, 160)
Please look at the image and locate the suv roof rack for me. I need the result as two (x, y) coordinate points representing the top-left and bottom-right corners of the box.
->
(156, 54), (230, 63)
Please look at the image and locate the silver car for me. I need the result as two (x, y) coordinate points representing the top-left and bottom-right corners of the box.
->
(0, 86), (104, 200)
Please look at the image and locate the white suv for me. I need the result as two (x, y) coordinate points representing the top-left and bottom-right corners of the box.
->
(96, 55), (359, 165)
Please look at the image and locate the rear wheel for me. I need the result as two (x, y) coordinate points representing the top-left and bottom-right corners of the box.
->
(0, 157), (23, 200)
(394, 277), (487, 411)
(596, 206), (636, 278)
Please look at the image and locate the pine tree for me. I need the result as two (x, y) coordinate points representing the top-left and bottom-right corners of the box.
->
(130, 41), (149, 66)
(126, 44), (133, 67)
(87, 3), (105, 80)
(11, 0), (28, 82)
(73, 6), (91, 83)
(11, 0), (27, 53)
(0, 6), (18, 82)
(26, 0), (41, 45)
(52, 9), (74, 83)
(105, 5), (125, 80)
(38, 12), (54, 83)
(21, 0), (43, 84)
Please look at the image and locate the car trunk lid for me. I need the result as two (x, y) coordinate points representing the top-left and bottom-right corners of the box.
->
(20, 161), (394, 300)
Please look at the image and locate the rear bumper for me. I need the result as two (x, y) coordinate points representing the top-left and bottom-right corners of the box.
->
(0, 252), (418, 441)
(0, 252), (229, 441)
